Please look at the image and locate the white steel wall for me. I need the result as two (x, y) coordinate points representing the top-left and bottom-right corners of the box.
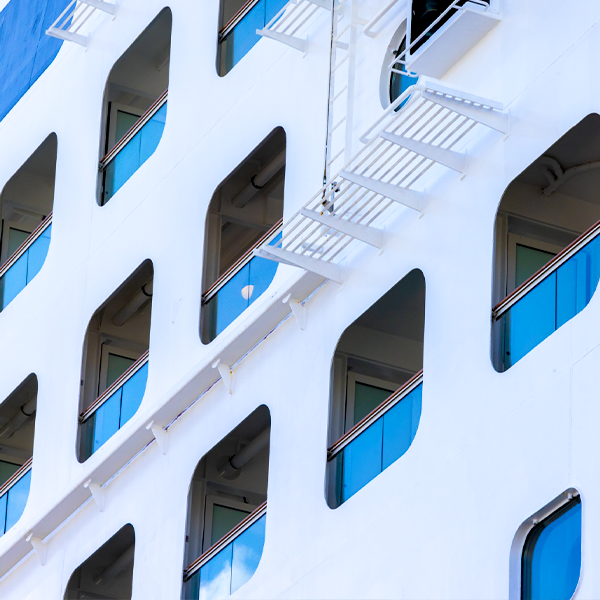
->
(0, 0), (599, 598)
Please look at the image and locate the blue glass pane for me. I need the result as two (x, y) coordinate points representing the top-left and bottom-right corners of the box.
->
(341, 418), (383, 503)
(506, 273), (557, 367)
(0, 491), (7, 535)
(92, 388), (122, 454)
(212, 262), (251, 337)
(26, 223), (51, 283)
(139, 103), (167, 164)
(247, 256), (278, 304)
(103, 102), (167, 203)
(119, 363), (148, 427)
(527, 502), (581, 600)
(265, 0), (288, 23)
(106, 132), (142, 198)
(382, 384), (422, 470)
(228, 0), (265, 71)
(199, 543), (233, 600)
(4, 469), (30, 531)
(1, 251), (28, 309)
(231, 515), (266, 594)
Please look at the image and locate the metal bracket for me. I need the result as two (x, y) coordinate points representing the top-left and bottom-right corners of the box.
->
(84, 479), (105, 512)
(340, 170), (424, 212)
(257, 28), (307, 53)
(212, 360), (233, 395)
(282, 294), (307, 330)
(146, 421), (168, 455)
(26, 533), (46, 566)
(380, 132), (466, 174)
(255, 246), (344, 284)
(46, 28), (88, 46)
(300, 208), (383, 249)
(422, 90), (508, 134)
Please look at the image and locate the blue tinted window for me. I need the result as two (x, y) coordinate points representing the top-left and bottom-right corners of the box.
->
(522, 498), (581, 600)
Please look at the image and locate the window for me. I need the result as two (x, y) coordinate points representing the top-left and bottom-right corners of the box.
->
(0, 374), (37, 538)
(492, 114), (600, 371)
(200, 128), (285, 343)
(382, 22), (419, 111)
(182, 406), (270, 600)
(217, 0), (288, 76)
(0, 134), (56, 311)
(64, 524), (135, 599)
(327, 270), (425, 508)
(77, 261), (153, 462)
(521, 496), (581, 600)
(98, 9), (172, 205)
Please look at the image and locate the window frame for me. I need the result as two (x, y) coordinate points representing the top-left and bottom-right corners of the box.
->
(345, 372), (398, 433)
(202, 494), (256, 553)
(520, 495), (582, 600)
(506, 233), (564, 295)
(98, 344), (141, 396)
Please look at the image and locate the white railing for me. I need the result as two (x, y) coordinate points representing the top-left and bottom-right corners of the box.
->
(183, 501), (267, 581)
(390, 0), (492, 75)
(327, 370), (423, 460)
(0, 214), (52, 282)
(46, 0), (116, 47)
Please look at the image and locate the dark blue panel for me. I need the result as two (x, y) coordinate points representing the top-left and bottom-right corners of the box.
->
(0, 0), (69, 123)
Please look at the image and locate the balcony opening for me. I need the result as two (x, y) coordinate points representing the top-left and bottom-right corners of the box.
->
(98, 8), (172, 205)
(326, 270), (425, 508)
(217, 0), (288, 76)
(0, 374), (37, 538)
(77, 260), (153, 462)
(182, 405), (270, 600)
(64, 523), (135, 599)
(200, 128), (285, 344)
(0, 134), (56, 311)
(492, 114), (600, 371)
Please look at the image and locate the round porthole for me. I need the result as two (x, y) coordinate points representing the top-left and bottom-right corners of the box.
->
(380, 21), (419, 111)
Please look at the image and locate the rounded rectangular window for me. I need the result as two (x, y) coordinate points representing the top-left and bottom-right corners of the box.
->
(521, 497), (581, 600)
(326, 269), (425, 508)
(97, 9), (172, 205)
(77, 261), (153, 462)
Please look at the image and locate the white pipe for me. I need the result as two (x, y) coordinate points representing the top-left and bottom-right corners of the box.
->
(218, 426), (270, 479)
(94, 544), (135, 586)
(112, 281), (153, 326)
(0, 398), (36, 439)
(231, 151), (286, 208)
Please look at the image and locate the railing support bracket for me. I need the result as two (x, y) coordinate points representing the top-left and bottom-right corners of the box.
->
(84, 479), (105, 512)
(300, 208), (384, 249)
(26, 533), (46, 566)
(213, 360), (233, 395)
(380, 132), (466, 174)
(257, 28), (307, 54)
(340, 170), (424, 212)
(255, 246), (344, 284)
(282, 294), (307, 330)
(146, 421), (168, 455)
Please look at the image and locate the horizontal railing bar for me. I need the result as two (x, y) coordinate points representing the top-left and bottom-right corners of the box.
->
(183, 501), (267, 580)
(80, 351), (149, 423)
(219, 0), (262, 41)
(0, 458), (32, 500)
(202, 219), (283, 304)
(492, 217), (600, 320)
(327, 370), (424, 460)
(0, 213), (53, 281)
(99, 89), (168, 170)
